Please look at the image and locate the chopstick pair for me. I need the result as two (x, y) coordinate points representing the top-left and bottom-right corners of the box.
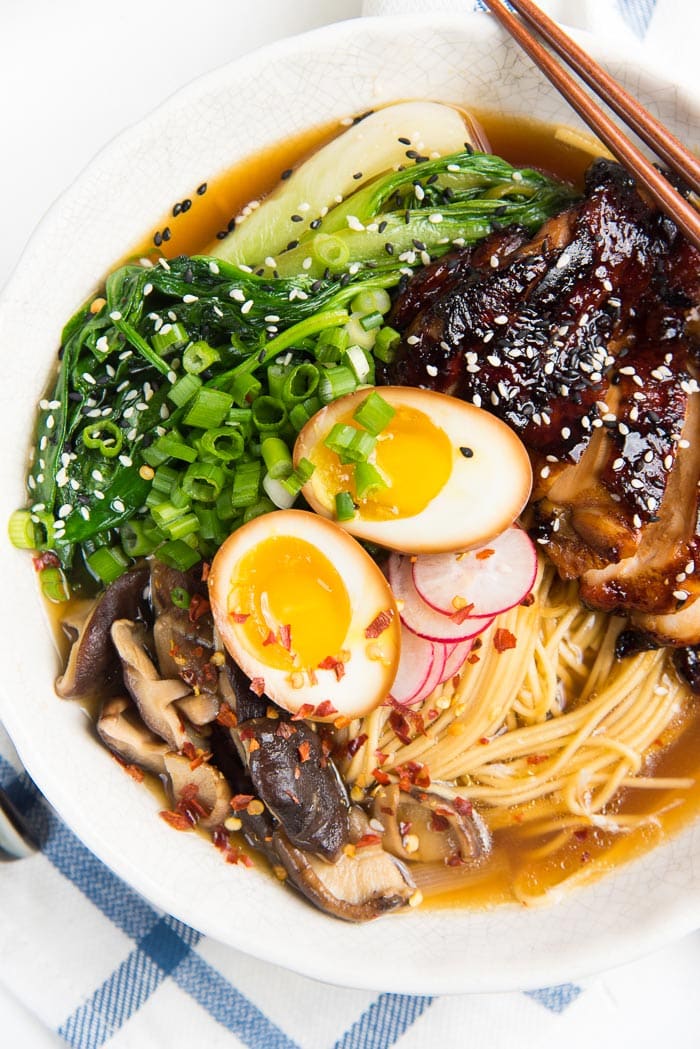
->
(482, 0), (700, 250)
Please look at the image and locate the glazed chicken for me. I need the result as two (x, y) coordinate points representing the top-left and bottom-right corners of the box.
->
(381, 159), (700, 649)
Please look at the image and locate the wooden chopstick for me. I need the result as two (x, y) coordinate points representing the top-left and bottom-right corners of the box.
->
(508, 0), (700, 196)
(482, 0), (700, 251)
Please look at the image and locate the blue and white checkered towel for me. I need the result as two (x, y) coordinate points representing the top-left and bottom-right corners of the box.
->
(2, 1), (699, 1046)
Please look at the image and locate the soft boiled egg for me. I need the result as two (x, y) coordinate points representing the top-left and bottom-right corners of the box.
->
(208, 509), (401, 721)
(294, 386), (532, 554)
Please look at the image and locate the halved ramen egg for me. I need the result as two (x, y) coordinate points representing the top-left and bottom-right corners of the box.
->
(208, 509), (401, 720)
(294, 386), (532, 553)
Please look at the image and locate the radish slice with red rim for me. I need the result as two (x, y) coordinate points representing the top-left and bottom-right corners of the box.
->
(409, 640), (448, 704)
(440, 639), (474, 683)
(389, 625), (436, 704)
(412, 527), (537, 619)
(388, 553), (493, 642)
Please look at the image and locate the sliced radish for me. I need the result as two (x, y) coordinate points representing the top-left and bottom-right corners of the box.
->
(440, 639), (474, 683)
(388, 553), (493, 643)
(412, 527), (537, 619)
(410, 642), (447, 705)
(389, 625), (436, 704)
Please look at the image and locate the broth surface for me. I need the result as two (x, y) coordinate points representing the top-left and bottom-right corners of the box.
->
(93, 108), (700, 907)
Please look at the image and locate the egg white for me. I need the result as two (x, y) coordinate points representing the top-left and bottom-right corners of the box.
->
(294, 386), (533, 554)
(208, 509), (400, 720)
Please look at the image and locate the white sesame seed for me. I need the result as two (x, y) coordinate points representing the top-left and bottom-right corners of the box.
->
(472, 393), (482, 408)
(426, 364), (438, 377)
(143, 285), (153, 300)
(182, 294), (198, 304)
(633, 514), (642, 528)
(347, 215), (365, 232)
(113, 499), (126, 513)
(494, 314), (508, 325)
(109, 310), (122, 322)
(490, 254), (499, 269)
(673, 590), (689, 601)
(229, 288), (246, 302)
(407, 335), (420, 346)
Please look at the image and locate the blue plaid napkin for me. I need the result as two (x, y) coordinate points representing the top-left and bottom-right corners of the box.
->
(2, 2), (698, 1047)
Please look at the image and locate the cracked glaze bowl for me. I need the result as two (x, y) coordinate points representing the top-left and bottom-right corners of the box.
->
(1, 14), (699, 993)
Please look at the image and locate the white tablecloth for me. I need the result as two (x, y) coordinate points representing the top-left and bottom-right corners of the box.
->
(2, 2), (699, 1046)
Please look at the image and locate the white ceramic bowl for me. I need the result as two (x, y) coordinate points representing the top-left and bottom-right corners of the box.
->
(1, 14), (699, 994)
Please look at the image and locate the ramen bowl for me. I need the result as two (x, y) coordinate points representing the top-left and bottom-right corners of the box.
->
(1, 13), (699, 994)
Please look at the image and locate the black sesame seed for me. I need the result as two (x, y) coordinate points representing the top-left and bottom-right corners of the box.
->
(460, 446), (474, 458)
(286, 239), (299, 251)
(162, 227), (171, 242)
(183, 266), (193, 283)
(405, 149), (418, 159)
(181, 198), (192, 213)
(291, 214), (303, 222)
(281, 168), (293, 180)
(255, 268), (265, 276)
(197, 182), (207, 196)
(310, 279), (322, 293)
(310, 218), (322, 230)
(427, 173), (439, 185)
(385, 242), (395, 255)
(398, 136), (411, 145)
(153, 231), (163, 247)
(339, 272), (351, 287)
(172, 202), (182, 217)
(68, 391), (81, 402)
(227, 218), (236, 232)
(257, 349), (266, 363)
(378, 220), (388, 234)
(216, 231), (228, 240)
(412, 239), (426, 251)
(353, 171), (363, 180)
(464, 143), (474, 155)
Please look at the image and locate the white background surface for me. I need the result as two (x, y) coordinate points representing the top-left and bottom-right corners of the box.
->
(2, 1), (700, 1046)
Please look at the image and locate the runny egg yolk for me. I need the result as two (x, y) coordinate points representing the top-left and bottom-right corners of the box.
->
(312, 404), (452, 519)
(229, 534), (351, 671)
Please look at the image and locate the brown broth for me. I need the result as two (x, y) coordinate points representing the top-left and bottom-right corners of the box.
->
(81, 106), (700, 908)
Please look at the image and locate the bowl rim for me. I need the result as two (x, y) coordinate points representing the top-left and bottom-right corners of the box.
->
(2, 11), (700, 995)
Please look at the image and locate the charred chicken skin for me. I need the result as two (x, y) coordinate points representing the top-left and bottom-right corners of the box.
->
(380, 159), (700, 651)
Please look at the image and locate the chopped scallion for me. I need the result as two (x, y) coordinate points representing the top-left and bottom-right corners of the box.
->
(352, 390), (396, 435)
(335, 491), (356, 521)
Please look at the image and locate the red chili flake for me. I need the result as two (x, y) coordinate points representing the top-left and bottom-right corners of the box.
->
(365, 608), (395, 639)
(450, 603), (476, 624)
(373, 767), (391, 786)
(216, 703), (238, 728)
(446, 854), (466, 867)
(32, 551), (60, 571)
(291, 703), (314, 721)
(389, 709), (412, 745)
(472, 637), (483, 650)
(248, 739), (261, 753)
(375, 750), (389, 766)
(278, 624), (292, 651)
(317, 656), (346, 681)
(467, 653), (480, 664)
(453, 796), (473, 818)
(297, 741), (311, 763)
(182, 741), (197, 760)
(240, 854), (255, 868)
(398, 820), (411, 836)
(479, 736), (490, 745)
(250, 677), (265, 696)
(230, 611), (249, 623)
(526, 753), (548, 765)
(414, 765), (431, 788)
(334, 715), (352, 729)
(112, 754), (144, 782)
(475, 548), (495, 560)
(262, 630), (276, 646)
(276, 721), (296, 739)
(574, 828), (588, 841)
(160, 809), (194, 831)
(212, 826), (228, 850)
(189, 750), (212, 771)
(188, 594), (211, 623)
(201, 562), (211, 582)
(231, 793), (255, 811)
(494, 628), (517, 652)
(355, 833), (382, 849)
(239, 726), (257, 741)
(177, 784), (209, 819)
(520, 592), (535, 607)
(315, 700), (338, 718)
(346, 733), (368, 758)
